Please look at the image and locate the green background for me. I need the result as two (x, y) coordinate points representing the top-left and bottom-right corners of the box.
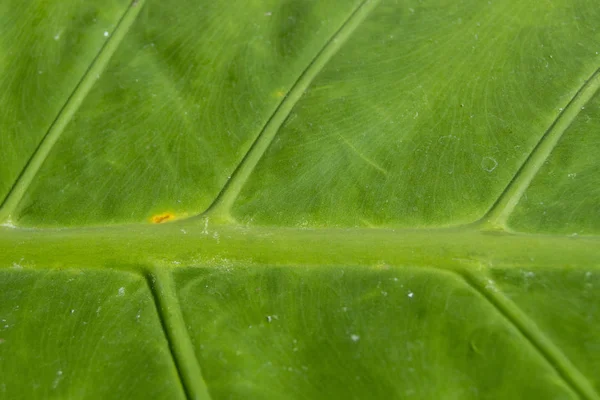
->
(0, 0), (599, 398)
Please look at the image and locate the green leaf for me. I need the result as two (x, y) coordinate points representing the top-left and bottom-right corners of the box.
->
(1, 0), (599, 399)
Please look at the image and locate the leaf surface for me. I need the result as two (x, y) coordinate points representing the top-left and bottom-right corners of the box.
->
(0, 0), (599, 399)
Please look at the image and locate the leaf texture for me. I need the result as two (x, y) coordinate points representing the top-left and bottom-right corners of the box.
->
(0, 0), (599, 398)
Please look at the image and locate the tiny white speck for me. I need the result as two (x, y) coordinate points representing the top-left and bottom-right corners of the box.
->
(180, 229), (187, 234)
(381, 291), (388, 296)
(54, 34), (60, 41)
(118, 287), (125, 296)
(264, 11), (272, 16)
(71, 309), (75, 314)
(52, 369), (64, 389)
(350, 334), (360, 342)
(408, 291), (414, 298)
(104, 31), (109, 37)
(1, 219), (16, 228)
(485, 279), (498, 292)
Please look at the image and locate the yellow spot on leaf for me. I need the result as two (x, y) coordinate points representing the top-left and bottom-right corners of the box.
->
(274, 90), (286, 98)
(151, 213), (175, 224)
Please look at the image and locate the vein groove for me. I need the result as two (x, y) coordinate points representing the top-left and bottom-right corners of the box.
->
(480, 68), (600, 230)
(145, 268), (213, 400)
(456, 268), (600, 400)
(202, 0), (381, 221)
(0, 0), (146, 223)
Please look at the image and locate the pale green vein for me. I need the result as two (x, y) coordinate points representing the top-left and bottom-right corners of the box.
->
(2, 222), (599, 272)
(146, 267), (213, 400)
(202, 0), (381, 222)
(0, 0), (146, 224)
(480, 68), (600, 230)
(337, 133), (388, 175)
(457, 267), (600, 400)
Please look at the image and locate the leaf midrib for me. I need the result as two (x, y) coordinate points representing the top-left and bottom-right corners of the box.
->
(1, 224), (598, 273)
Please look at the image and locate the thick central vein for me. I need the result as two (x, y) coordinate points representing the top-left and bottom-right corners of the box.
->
(1, 223), (598, 273)
(0, 0), (146, 224)
(202, 0), (381, 222)
(480, 68), (600, 230)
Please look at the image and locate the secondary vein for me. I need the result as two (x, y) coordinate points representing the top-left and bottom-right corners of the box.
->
(202, 0), (381, 222)
(0, 0), (146, 223)
(146, 268), (213, 400)
(457, 268), (600, 400)
(480, 68), (600, 230)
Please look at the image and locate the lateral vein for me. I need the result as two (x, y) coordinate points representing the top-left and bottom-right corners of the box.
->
(457, 268), (600, 400)
(146, 267), (213, 400)
(202, 0), (381, 222)
(480, 68), (600, 230)
(0, 0), (146, 223)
